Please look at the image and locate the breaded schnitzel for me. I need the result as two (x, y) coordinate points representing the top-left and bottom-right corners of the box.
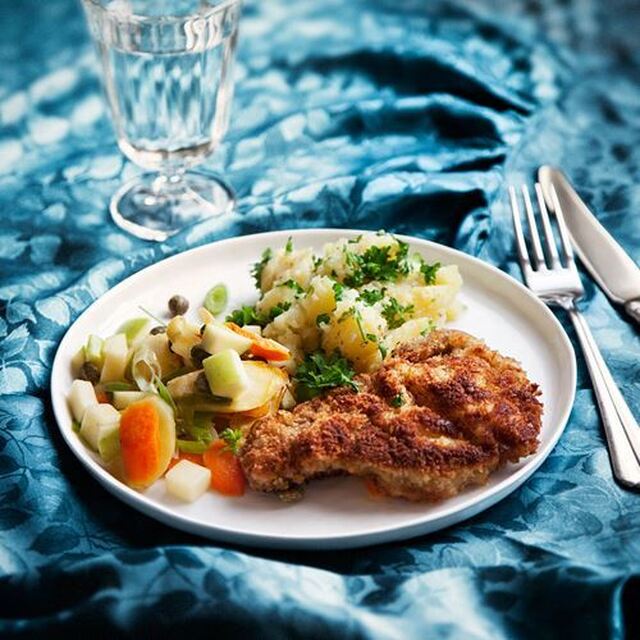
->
(240, 330), (543, 501)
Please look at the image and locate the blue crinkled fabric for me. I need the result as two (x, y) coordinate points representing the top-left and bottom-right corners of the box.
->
(0, 0), (639, 637)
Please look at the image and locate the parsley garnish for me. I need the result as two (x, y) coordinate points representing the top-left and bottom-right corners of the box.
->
(226, 305), (264, 326)
(220, 427), (243, 455)
(316, 313), (330, 326)
(381, 297), (414, 329)
(420, 260), (441, 285)
(225, 302), (290, 327)
(343, 239), (410, 287)
(251, 248), (272, 289)
(285, 237), (293, 253)
(294, 351), (358, 401)
(313, 256), (324, 270)
(358, 288), (385, 305)
(390, 394), (404, 408)
(332, 281), (345, 301)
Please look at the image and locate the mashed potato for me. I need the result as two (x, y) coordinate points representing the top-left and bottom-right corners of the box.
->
(256, 232), (462, 372)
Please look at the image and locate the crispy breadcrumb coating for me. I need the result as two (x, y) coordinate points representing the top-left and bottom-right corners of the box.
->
(240, 330), (542, 502)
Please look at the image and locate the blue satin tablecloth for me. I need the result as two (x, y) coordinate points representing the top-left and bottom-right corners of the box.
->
(1, 0), (639, 637)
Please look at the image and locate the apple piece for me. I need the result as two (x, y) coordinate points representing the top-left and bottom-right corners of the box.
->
(203, 350), (249, 399)
(201, 323), (252, 356)
(97, 422), (121, 462)
(68, 379), (99, 423)
(165, 459), (211, 502)
(117, 317), (151, 347)
(100, 334), (129, 383)
(187, 361), (288, 414)
(112, 390), (149, 410)
(84, 335), (104, 368)
(80, 403), (121, 451)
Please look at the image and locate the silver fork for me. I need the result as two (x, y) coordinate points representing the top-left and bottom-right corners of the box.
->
(509, 183), (640, 487)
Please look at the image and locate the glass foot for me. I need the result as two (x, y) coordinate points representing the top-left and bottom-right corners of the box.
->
(109, 171), (234, 242)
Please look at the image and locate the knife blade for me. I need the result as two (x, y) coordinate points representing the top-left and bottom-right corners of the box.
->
(538, 166), (640, 325)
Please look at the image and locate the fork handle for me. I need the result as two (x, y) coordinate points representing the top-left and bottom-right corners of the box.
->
(568, 306), (640, 487)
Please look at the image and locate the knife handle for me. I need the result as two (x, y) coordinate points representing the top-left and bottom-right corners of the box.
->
(568, 307), (640, 487)
(625, 299), (640, 327)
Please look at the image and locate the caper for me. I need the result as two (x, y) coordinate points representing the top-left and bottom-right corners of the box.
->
(190, 345), (209, 367)
(150, 325), (166, 335)
(196, 372), (210, 395)
(79, 362), (100, 384)
(168, 294), (189, 317)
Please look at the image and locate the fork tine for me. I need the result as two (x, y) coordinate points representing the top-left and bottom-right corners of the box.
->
(534, 182), (560, 266)
(508, 186), (531, 271)
(548, 183), (576, 263)
(520, 185), (546, 269)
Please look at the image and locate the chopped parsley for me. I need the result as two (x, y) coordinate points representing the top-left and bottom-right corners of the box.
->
(220, 427), (243, 455)
(316, 313), (331, 327)
(390, 394), (404, 408)
(343, 239), (410, 287)
(251, 248), (272, 289)
(294, 351), (358, 401)
(313, 256), (324, 270)
(285, 237), (293, 253)
(268, 301), (291, 320)
(332, 281), (345, 301)
(381, 297), (415, 329)
(358, 288), (385, 305)
(420, 260), (441, 285)
(280, 279), (305, 295)
(420, 321), (436, 336)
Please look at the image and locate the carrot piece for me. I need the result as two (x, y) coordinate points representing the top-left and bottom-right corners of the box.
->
(248, 339), (290, 362)
(225, 323), (291, 362)
(120, 401), (161, 488)
(202, 440), (246, 497)
(96, 390), (109, 404)
(167, 452), (204, 472)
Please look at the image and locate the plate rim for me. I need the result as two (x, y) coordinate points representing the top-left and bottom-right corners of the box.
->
(50, 228), (576, 549)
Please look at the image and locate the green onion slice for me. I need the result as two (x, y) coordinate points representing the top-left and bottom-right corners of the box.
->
(204, 284), (228, 316)
(176, 439), (210, 454)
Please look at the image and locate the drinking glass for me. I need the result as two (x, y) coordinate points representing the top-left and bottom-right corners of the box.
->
(82, 0), (241, 241)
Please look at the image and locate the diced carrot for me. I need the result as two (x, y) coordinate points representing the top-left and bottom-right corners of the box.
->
(167, 452), (204, 472)
(202, 440), (246, 497)
(96, 390), (109, 404)
(225, 322), (291, 362)
(120, 400), (161, 488)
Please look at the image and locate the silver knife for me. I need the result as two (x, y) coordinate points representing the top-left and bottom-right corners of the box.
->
(538, 166), (640, 326)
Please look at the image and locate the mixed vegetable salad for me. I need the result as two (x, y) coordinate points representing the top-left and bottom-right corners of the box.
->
(68, 285), (294, 503)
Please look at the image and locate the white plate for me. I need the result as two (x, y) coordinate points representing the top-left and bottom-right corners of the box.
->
(51, 229), (576, 549)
